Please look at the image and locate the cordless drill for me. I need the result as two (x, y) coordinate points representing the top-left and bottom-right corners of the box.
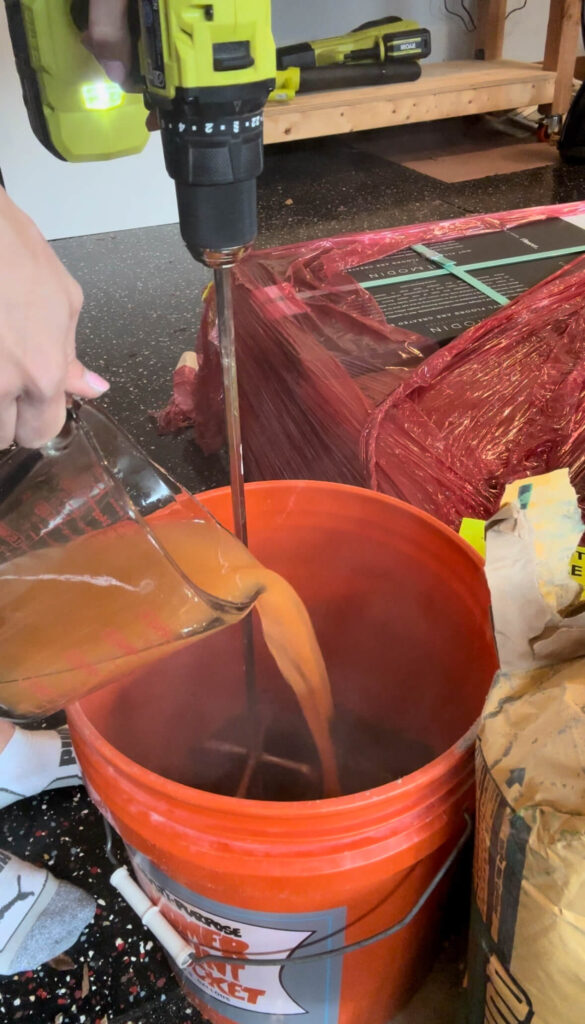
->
(4, 0), (275, 264)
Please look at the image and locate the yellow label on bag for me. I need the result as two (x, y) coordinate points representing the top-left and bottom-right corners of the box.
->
(569, 546), (585, 585)
(459, 518), (486, 560)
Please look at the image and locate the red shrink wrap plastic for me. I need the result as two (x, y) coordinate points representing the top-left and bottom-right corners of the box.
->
(158, 202), (585, 525)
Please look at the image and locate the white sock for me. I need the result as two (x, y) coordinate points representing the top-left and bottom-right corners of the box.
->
(0, 850), (94, 975)
(0, 726), (84, 810)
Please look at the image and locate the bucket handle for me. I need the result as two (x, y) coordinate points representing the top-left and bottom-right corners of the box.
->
(105, 814), (471, 969)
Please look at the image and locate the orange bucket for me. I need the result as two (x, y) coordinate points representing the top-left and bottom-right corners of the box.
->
(68, 481), (497, 1024)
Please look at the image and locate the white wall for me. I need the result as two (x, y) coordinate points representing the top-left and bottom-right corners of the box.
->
(0, 1), (552, 241)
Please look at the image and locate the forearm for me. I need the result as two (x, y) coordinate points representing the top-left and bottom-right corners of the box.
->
(0, 189), (109, 448)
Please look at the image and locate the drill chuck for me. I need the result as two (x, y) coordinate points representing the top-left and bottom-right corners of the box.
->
(175, 179), (257, 263)
(159, 83), (271, 264)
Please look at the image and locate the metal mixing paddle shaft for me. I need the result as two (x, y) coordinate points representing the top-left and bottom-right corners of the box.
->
(214, 266), (257, 722)
(215, 267), (247, 544)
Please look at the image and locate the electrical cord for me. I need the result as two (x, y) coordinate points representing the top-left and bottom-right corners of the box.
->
(460, 1), (477, 31)
(506, 0), (528, 17)
(444, 0), (529, 30)
(443, 0), (475, 33)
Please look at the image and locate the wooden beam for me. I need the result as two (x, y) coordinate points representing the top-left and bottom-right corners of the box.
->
(542, 0), (581, 115)
(475, 0), (507, 61)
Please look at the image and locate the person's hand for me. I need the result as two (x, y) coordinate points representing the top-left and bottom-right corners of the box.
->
(84, 0), (132, 86)
(0, 190), (109, 449)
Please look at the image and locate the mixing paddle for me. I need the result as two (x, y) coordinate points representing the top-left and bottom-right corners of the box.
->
(214, 264), (259, 770)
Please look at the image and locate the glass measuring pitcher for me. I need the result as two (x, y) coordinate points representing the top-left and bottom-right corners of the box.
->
(0, 403), (260, 717)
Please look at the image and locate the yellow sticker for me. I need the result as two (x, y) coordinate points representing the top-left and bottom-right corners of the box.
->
(459, 518), (486, 559)
(569, 546), (585, 585)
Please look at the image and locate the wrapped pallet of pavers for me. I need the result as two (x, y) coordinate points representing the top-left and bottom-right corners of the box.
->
(467, 469), (585, 1023)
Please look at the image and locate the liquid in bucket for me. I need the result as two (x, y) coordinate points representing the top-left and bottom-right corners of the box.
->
(0, 495), (340, 797)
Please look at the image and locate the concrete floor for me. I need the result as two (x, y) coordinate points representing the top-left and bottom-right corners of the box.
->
(394, 941), (467, 1023)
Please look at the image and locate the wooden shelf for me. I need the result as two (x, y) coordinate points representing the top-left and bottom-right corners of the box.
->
(264, 60), (558, 145)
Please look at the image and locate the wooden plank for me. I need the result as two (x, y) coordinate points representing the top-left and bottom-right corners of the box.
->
(264, 61), (557, 145)
(542, 0), (581, 114)
(475, 0), (508, 61)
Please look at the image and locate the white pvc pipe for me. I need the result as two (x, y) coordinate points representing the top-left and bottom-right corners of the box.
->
(110, 866), (194, 969)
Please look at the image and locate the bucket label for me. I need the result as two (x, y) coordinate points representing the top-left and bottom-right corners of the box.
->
(128, 848), (346, 1022)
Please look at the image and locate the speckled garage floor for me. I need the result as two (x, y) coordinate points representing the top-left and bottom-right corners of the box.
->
(2, 117), (585, 1024)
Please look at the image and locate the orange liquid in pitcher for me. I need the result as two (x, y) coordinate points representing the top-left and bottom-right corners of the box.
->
(0, 498), (340, 797)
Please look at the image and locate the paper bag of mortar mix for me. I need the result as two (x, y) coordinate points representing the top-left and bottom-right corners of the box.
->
(467, 468), (585, 1024)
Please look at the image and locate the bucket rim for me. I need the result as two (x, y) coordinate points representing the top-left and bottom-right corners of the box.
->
(197, 479), (485, 571)
(68, 695), (479, 817)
